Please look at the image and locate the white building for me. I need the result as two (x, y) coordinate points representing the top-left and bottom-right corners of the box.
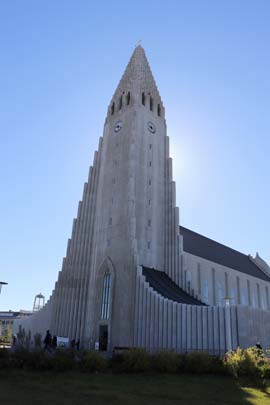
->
(14, 46), (270, 353)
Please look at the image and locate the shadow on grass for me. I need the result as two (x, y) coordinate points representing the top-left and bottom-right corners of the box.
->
(0, 370), (269, 404)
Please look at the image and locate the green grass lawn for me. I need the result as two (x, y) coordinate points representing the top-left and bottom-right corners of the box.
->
(0, 371), (269, 405)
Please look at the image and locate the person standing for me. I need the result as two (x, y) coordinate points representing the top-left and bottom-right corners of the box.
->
(43, 330), (52, 351)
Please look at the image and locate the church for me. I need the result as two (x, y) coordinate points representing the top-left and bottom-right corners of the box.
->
(14, 46), (270, 353)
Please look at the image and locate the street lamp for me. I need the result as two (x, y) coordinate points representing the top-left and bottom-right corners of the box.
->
(0, 282), (8, 295)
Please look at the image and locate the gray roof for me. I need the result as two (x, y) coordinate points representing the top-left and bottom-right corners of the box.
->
(180, 226), (270, 282)
(142, 267), (206, 305)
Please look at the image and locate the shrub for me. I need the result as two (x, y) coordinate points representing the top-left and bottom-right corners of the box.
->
(34, 333), (42, 350)
(52, 349), (76, 371)
(112, 348), (151, 373)
(224, 347), (259, 378)
(0, 348), (10, 369)
(184, 351), (218, 374)
(82, 350), (108, 372)
(151, 351), (183, 373)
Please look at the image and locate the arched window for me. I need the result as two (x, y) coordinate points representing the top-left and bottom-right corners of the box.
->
(101, 273), (111, 320)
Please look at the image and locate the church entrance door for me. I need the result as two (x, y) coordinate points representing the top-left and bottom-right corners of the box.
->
(99, 324), (108, 351)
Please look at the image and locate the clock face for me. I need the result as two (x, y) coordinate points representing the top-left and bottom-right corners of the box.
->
(114, 121), (123, 133)
(147, 121), (156, 133)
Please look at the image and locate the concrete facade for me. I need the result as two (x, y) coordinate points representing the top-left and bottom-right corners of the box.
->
(14, 46), (270, 352)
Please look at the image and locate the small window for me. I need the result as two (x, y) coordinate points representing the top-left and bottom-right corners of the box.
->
(119, 95), (122, 110)
(148, 219), (151, 227)
(126, 92), (130, 105)
(142, 92), (145, 105)
(157, 104), (161, 116)
(111, 197), (114, 205)
(115, 143), (118, 148)
(148, 199), (151, 205)
(149, 144), (152, 149)
(150, 96), (153, 111)
(109, 217), (112, 226)
(147, 241), (151, 249)
(149, 161), (152, 167)
(112, 178), (116, 184)
(111, 102), (115, 115)
(106, 239), (111, 247)
(148, 179), (151, 185)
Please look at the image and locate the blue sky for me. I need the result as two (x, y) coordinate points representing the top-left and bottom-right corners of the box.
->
(0, 1), (269, 310)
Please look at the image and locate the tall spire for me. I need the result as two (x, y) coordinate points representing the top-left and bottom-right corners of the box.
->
(110, 45), (163, 110)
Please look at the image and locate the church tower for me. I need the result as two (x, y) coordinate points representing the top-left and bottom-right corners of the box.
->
(48, 45), (182, 349)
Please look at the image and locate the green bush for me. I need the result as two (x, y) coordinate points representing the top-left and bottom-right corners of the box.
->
(82, 350), (108, 372)
(225, 347), (259, 378)
(113, 348), (151, 373)
(184, 351), (219, 374)
(0, 348), (10, 369)
(151, 351), (183, 373)
(52, 349), (76, 371)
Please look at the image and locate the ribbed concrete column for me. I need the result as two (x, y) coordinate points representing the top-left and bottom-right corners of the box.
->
(172, 302), (177, 350)
(182, 304), (187, 351)
(213, 307), (220, 355)
(191, 306), (197, 349)
(176, 304), (182, 351)
(202, 306), (208, 350)
(197, 306), (203, 350)
(162, 298), (168, 348)
(158, 297), (163, 348)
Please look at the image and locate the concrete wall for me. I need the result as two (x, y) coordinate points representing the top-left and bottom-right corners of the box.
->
(134, 266), (270, 353)
(134, 266), (238, 353)
(13, 296), (53, 338)
(182, 252), (270, 311)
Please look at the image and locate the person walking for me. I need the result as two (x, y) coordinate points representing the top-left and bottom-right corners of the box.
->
(43, 330), (52, 351)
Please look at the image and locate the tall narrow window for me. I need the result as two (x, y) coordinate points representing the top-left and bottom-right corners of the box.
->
(149, 144), (152, 149)
(101, 273), (111, 320)
(150, 96), (153, 111)
(119, 95), (122, 110)
(157, 103), (161, 116)
(212, 268), (216, 306)
(217, 283), (223, 306)
(126, 92), (130, 105)
(236, 276), (241, 304)
(225, 272), (229, 297)
(257, 283), (261, 308)
(197, 264), (201, 297)
(142, 92), (145, 105)
(149, 161), (152, 167)
(204, 280), (209, 304)
(111, 102), (115, 115)
(247, 280), (251, 306)
(147, 241), (151, 249)
(266, 286), (270, 310)
(148, 219), (151, 227)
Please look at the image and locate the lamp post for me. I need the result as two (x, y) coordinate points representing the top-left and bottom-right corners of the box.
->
(0, 282), (7, 295)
